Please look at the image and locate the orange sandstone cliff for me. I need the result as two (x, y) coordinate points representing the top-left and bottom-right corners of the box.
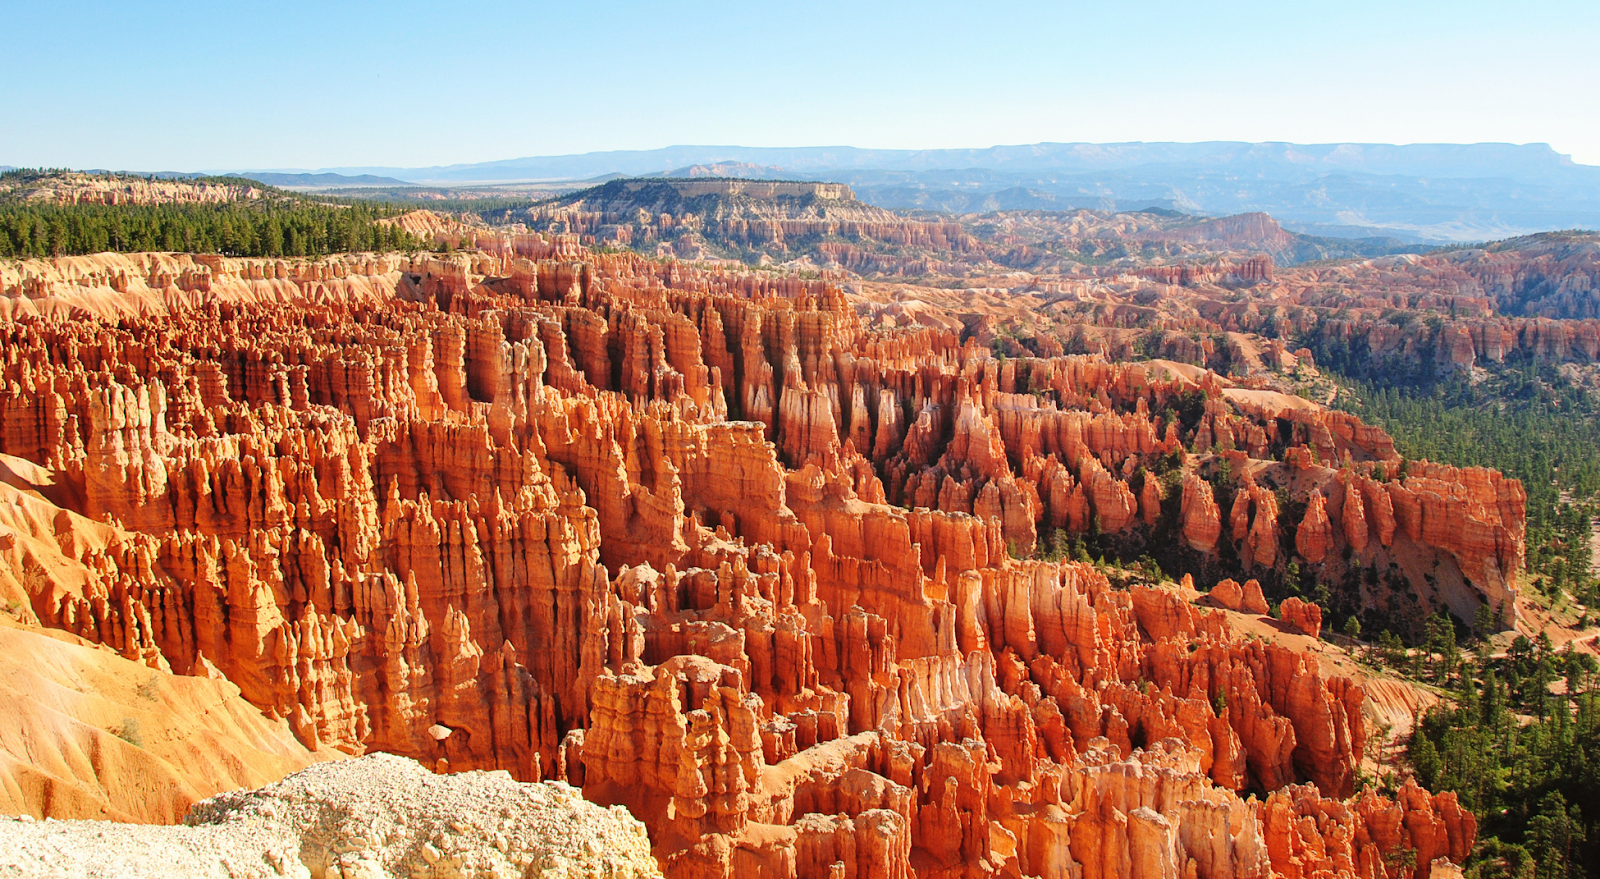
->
(0, 239), (1481, 878)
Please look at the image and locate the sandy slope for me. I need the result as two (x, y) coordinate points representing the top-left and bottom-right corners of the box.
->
(0, 454), (335, 823)
(0, 619), (338, 823)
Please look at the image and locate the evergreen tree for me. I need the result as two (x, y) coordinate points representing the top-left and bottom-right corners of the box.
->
(0, 199), (424, 258)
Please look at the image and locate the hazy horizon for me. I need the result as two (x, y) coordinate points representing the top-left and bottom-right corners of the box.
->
(214, 139), (1600, 180)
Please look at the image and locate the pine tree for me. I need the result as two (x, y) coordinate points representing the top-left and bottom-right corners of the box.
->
(1529, 791), (1584, 879)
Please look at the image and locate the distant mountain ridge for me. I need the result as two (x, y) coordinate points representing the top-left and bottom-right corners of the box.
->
(503, 175), (1430, 272)
(236, 171), (410, 188)
(273, 141), (1600, 242)
(315, 141), (1594, 183)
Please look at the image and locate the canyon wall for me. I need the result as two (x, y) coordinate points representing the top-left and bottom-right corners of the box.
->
(0, 240), (1484, 878)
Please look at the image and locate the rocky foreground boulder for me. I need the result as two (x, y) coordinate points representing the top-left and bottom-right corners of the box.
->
(0, 754), (661, 879)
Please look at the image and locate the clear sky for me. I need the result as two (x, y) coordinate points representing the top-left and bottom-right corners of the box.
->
(4, 0), (1598, 171)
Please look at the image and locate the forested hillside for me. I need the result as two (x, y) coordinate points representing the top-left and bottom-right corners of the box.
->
(1334, 363), (1600, 607)
(0, 169), (424, 257)
(1331, 360), (1600, 877)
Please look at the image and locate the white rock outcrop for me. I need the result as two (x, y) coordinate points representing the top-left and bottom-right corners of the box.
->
(0, 753), (661, 879)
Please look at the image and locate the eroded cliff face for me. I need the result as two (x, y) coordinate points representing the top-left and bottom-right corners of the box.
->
(0, 172), (268, 207)
(1200, 233), (1600, 370)
(524, 178), (976, 269)
(836, 228), (1600, 392)
(0, 240), (1482, 878)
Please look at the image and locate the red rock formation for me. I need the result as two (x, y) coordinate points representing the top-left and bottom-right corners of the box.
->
(0, 243), (1481, 879)
(1385, 463), (1525, 617)
(1260, 778), (1475, 879)
(1180, 473), (1222, 553)
(1230, 479), (1280, 570)
(1210, 578), (1246, 612)
(1280, 598), (1323, 638)
(1208, 578), (1267, 615)
(1297, 490), (1335, 564)
(1241, 579), (1271, 615)
(1342, 471), (1371, 553)
(1139, 473), (1162, 527)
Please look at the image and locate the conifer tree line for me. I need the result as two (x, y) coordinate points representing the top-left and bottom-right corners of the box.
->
(0, 170), (427, 258)
(0, 201), (426, 258)
(1405, 627), (1600, 878)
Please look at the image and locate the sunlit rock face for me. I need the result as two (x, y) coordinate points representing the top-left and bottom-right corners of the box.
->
(0, 238), (1487, 878)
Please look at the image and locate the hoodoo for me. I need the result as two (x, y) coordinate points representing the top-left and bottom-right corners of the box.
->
(0, 228), (1495, 877)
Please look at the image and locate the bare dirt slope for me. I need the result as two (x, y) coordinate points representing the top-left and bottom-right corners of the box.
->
(0, 618), (336, 823)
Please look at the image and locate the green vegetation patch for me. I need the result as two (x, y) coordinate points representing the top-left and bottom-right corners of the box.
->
(1411, 634), (1599, 879)
(1332, 362), (1600, 606)
(0, 169), (426, 258)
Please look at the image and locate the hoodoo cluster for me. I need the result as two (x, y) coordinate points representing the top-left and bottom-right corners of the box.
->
(0, 236), (1493, 878)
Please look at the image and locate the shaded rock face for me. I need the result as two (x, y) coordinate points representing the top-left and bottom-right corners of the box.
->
(1129, 232), (1600, 373)
(0, 241), (1489, 879)
(1306, 233), (1600, 324)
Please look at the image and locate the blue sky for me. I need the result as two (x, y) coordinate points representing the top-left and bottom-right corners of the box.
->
(4, 0), (1597, 170)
